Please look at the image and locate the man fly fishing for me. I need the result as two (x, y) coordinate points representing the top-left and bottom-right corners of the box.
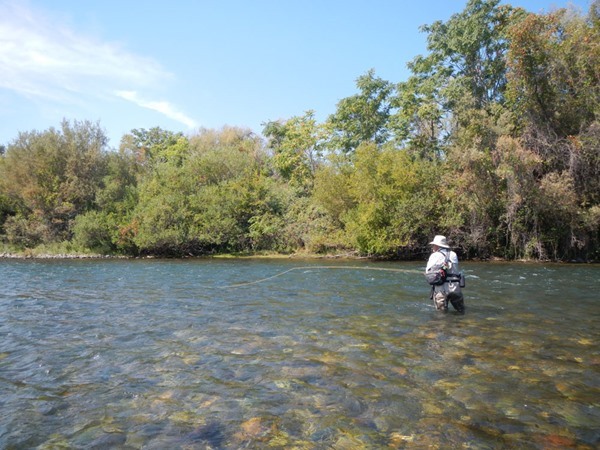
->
(425, 235), (465, 313)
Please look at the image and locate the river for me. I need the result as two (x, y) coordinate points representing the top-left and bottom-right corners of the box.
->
(0, 258), (598, 449)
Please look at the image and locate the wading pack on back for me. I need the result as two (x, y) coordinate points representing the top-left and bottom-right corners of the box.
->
(425, 252), (449, 285)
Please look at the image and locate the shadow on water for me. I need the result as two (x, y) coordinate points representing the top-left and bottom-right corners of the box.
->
(0, 258), (598, 448)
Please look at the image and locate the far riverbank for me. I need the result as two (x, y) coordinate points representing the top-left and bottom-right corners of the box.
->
(1, 250), (596, 263)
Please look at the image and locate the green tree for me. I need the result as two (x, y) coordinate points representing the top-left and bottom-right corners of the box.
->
(312, 154), (355, 229)
(312, 142), (451, 256)
(0, 192), (18, 241)
(325, 69), (394, 154)
(120, 127), (188, 167)
(0, 120), (108, 246)
(263, 110), (325, 191)
(342, 143), (449, 255)
(72, 148), (140, 254)
(392, 65), (446, 159)
(421, 0), (515, 108)
(443, 105), (509, 257)
(129, 127), (289, 256)
(392, 0), (519, 157)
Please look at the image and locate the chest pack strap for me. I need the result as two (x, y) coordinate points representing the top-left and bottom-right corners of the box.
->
(440, 251), (461, 283)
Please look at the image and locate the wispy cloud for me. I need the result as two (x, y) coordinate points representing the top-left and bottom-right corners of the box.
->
(0, 0), (196, 128)
(116, 91), (198, 129)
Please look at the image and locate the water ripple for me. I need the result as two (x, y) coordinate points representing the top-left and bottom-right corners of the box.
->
(0, 259), (599, 448)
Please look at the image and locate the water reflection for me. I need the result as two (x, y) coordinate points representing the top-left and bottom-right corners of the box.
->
(0, 258), (598, 448)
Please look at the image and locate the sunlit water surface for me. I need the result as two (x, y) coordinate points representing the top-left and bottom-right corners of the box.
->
(0, 258), (598, 449)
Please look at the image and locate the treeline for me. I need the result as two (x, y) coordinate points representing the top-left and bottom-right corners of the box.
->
(1, 0), (599, 260)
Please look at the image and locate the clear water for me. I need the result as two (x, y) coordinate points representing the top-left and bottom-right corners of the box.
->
(0, 258), (598, 449)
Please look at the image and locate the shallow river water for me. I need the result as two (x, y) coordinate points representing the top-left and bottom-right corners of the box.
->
(0, 258), (598, 449)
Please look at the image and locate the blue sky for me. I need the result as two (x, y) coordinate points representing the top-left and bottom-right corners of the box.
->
(0, 0), (591, 148)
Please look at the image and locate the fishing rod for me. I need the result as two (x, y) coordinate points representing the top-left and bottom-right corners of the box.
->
(219, 265), (422, 289)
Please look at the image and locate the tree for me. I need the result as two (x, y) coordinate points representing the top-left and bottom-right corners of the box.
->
(263, 111), (325, 191)
(128, 127), (289, 256)
(506, 6), (599, 139)
(443, 105), (509, 257)
(312, 154), (355, 229)
(502, 4), (600, 258)
(120, 127), (188, 167)
(0, 192), (17, 239)
(0, 120), (109, 245)
(392, 0), (519, 157)
(325, 69), (394, 154)
(392, 64), (447, 159)
(343, 143), (450, 255)
(422, 0), (515, 108)
(72, 148), (140, 254)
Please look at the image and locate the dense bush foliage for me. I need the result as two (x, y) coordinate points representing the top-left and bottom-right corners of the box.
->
(1, 0), (598, 260)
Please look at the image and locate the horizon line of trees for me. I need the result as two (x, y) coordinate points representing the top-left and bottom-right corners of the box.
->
(1, 0), (599, 261)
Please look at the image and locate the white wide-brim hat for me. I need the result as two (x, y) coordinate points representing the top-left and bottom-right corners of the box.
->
(429, 235), (450, 248)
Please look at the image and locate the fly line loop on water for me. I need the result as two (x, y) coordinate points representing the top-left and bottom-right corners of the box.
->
(219, 265), (423, 289)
